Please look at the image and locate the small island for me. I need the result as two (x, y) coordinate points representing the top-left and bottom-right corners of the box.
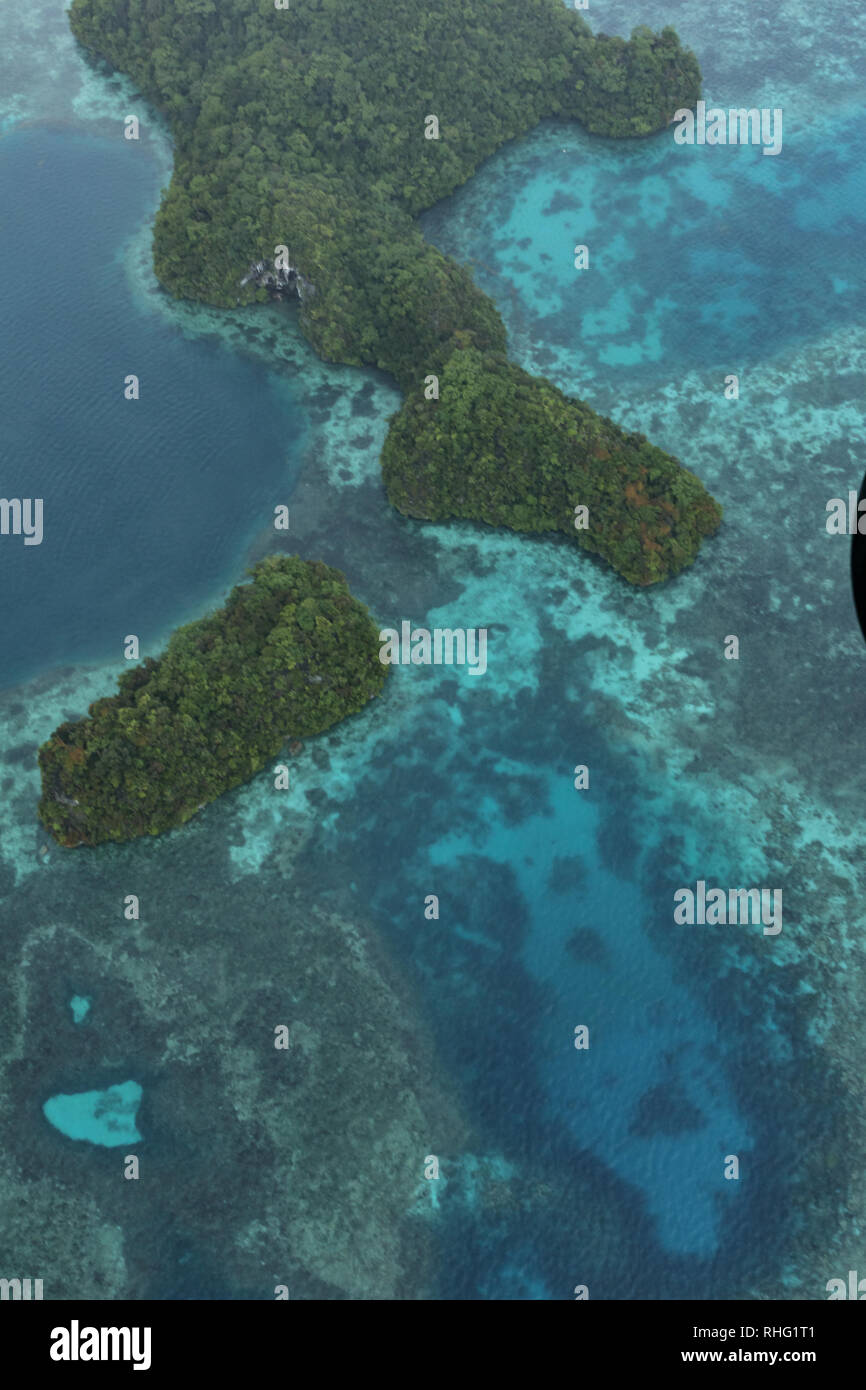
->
(383, 350), (721, 586)
(38, 556), (387, 847)
(69, 0), (722, 584)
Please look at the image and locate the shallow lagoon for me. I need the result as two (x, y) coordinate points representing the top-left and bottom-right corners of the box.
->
(1, 0), (865, 1299)
(44, 1081), (142, 1147)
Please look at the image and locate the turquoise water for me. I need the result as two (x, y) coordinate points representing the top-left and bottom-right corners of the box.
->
(1, 0), (865, 1299)
(43, 1080), (142, 1147)
(69, 995), (90, 1023)
(422, 112), (866, 382)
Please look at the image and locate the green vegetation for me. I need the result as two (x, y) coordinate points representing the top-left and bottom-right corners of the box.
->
(69, 0), (720, 580)
(382, 349), (721, 585)
(38, 557), (386, 847)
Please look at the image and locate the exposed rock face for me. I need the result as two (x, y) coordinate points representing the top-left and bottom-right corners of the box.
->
(240, 259), (315, 303)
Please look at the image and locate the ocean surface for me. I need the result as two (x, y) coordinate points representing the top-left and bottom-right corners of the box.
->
(0, 129), (305, 687)
(1, 0), (864, 1299)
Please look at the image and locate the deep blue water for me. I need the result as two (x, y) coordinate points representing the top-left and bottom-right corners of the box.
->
(0, 128), (306, 689)
(2, 0), (865, 1302)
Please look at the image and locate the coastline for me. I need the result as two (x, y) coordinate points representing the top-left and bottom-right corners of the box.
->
(1, 0), (865, 1299)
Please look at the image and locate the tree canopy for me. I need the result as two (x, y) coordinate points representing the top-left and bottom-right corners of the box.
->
(69, 0), (720, 580)
(38, 556), (387, 846)
(383, 349), (721, 585)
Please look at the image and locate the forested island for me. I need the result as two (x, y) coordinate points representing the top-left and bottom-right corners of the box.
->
(70, 0), (722, 585)
(38, 557), (387, 847)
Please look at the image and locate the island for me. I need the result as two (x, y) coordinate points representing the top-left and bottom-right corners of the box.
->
(69, 0), (722, 585)
(38, 556), (387, 847)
